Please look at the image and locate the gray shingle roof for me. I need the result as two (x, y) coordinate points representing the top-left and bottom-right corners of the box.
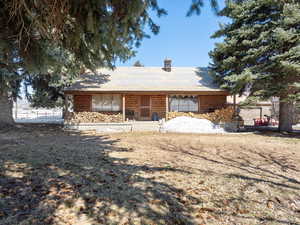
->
(65, 67), (226, 92)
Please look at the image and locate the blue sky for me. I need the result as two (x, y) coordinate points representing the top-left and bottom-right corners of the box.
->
(117, 0), (228, 67)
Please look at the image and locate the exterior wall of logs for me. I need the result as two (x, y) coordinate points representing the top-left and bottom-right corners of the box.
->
(65, 91), (228, 121)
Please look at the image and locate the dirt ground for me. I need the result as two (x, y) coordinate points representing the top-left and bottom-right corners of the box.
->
(0, 124), (300, 225)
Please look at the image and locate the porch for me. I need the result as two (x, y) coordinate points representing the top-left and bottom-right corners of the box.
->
(64, 92), (227, 122)
(64, 94), (168, 122)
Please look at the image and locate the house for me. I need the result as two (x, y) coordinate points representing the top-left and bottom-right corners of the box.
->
(64, 59), (229, 122)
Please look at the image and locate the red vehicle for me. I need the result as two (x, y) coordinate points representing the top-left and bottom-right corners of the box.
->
(254, 115), (278, 126)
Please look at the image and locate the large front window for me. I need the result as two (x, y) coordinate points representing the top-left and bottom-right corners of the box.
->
(92, 94), (121, 112)
(169, 95), (198, 112)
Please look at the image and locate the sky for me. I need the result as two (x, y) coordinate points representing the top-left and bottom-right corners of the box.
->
(117, 0), (229, 68)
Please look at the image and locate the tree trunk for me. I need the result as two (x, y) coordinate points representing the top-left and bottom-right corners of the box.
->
(278, 100), (293, 132)
(0, 93), (14, 129)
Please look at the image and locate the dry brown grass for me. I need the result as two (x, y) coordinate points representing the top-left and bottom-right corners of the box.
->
(0, 124), (300, 225)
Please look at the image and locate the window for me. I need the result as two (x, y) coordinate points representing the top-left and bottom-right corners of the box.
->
(92, 94), (121, 112)
(169, 95), (198, 112)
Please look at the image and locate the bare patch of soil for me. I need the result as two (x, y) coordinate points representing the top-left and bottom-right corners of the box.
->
(0, 125), (299, 225)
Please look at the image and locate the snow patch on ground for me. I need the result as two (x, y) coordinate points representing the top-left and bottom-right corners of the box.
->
(162, 116), (225, 134)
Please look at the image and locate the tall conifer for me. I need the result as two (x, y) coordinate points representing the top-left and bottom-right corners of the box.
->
(210, 0), (300, 131)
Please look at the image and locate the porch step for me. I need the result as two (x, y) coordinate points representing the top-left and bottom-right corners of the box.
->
(131, 121), (161, 132)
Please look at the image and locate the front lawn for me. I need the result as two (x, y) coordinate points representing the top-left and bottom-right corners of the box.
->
(0, 125), (299, 225)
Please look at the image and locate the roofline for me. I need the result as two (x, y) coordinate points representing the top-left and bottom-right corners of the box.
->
(64, 90), (230, 95)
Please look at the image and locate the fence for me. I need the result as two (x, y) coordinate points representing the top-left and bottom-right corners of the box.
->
(13, 107), (63, 124)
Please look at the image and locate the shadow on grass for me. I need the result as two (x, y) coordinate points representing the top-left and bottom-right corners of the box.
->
(256, 132), (300, 139)
(160, 141), (300, 190)
(246, 129), (300, 139)
(0, 125), (194, 225)
(157, 140), (300, 224)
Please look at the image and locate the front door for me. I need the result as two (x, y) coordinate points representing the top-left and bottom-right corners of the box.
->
(139, 96), (151, 120)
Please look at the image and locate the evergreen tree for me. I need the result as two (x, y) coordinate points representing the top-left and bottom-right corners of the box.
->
(0, 0), (217, 128)
(0, 0), (167, 127)
(210, 0), (300, 131)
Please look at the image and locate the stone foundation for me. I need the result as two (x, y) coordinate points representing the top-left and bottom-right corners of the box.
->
(64, 122), (133, 133)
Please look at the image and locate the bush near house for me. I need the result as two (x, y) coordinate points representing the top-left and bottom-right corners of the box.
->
(167, 107), (234, 123)
(65, 112), (123, 124)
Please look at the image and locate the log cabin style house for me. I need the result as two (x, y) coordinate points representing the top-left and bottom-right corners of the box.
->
(64, 59), (229, 122)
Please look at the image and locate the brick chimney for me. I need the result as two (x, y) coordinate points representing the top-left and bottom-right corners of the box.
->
(163, 58), (172, 72)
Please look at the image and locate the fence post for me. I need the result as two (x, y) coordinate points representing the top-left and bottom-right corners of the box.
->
(15, 100), (18, 119)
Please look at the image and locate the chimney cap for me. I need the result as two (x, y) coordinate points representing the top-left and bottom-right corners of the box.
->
(163, 58), (172, 72)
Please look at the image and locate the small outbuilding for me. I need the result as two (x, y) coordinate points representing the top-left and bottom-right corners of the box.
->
(64, 60), (229, 122)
